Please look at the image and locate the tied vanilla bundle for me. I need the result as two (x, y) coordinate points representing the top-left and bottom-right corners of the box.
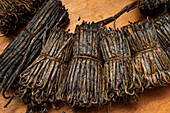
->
(99, 27), (143, 103)
(15, 28), (73, 113)
(57, 22), (107, 108)
(121, 20), (170, 89)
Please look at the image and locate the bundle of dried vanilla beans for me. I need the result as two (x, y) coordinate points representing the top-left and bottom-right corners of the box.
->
(99, 27), (143, 103)
(121, 20), (170, 88)
(154, 15), (170, 59)
(15, 28), (73, 113)
(0, 0), (69, 101)
(0, 0), (47, 35)
(57, 21), (107, 108)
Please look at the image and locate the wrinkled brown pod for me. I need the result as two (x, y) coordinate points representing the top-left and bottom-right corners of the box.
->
(121, 20), (170, 88)
(0, 0), (69, 102)
(0, 0), (47, 36)
(138, 0), (168, 16)
(14, 28), (73, 113)
(99, 27), (143, 103)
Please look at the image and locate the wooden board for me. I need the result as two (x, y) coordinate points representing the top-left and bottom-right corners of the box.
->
(0, 0), (170, 113)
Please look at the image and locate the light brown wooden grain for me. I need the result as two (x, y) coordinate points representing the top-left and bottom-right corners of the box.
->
(0, 0), (170, 113)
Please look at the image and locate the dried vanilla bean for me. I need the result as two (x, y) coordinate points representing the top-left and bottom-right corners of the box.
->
(15, 28), (73, 113)
(99, 27), (143, 103)
(0, 0), (69, 100)
(154, 14), (170, 59)
(0, 0), (47, 35)
(121, 20), (170, 88)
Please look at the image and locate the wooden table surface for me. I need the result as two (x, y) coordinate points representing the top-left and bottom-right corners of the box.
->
(0, 0), (170, 113)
